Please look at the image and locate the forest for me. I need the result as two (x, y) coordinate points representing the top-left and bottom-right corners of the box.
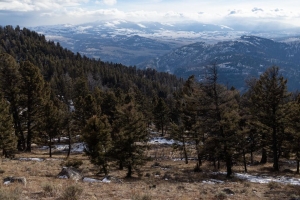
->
(0, 25), (300, 180)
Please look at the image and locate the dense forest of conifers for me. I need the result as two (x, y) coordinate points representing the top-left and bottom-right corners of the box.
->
(0, 25), (300, 178)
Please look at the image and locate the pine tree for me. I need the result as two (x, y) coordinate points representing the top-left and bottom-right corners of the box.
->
(174, 75), (209, 170)
(41, 90), (62, 157)
(249, 66), (290, 171)
(0, 53), (24, 151)
(0, 94), (16, 157)
(203, 65), (240, 177)
(153, 98), (170, 136)
(83, 115), (112, 175)
(112, 98), (148, 178)
(73, 94), (98, 129)
(19, 60), (48, 152)
(285, 95), (300, 173)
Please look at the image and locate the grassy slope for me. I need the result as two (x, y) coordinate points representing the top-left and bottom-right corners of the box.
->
(1, 143), (300, 200)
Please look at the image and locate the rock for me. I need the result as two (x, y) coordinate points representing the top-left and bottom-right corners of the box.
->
(104, 176), (123, 183)
(57, 167), (82, 181)
(223, 188), (234, 195)
(3, 176), (27, 186)
(149, 184), (156, 189)
(82, 177), (101, 183)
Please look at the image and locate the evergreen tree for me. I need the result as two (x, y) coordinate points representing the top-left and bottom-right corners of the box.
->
(203, 65), (240, 177)
(41, 90), (62, 157)
(19, 60), (48, 152)
(112, 98), (148, 178)
(73, 94), (99, 129)
(0, 94), (16, 157)
(0, 53), (24, 150)
(170, 122), (189, 164)
(285, 95), (300, 173)
(177, 75), (208, 170)
(153, 98), (170, 136)
(83, 115), (112, 175)
(249, 66), (290, 171)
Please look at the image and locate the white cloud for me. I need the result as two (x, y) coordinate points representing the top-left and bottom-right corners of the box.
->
(1, 0), (300, 27)
(102, 0), (117, 6)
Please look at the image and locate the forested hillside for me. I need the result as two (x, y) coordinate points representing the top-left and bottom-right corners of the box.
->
(1, 25), (300, 180)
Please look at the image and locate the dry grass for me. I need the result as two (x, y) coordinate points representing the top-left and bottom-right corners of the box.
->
(0, 145), (300, 200)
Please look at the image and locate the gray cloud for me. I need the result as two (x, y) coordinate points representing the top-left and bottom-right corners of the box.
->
(252, 7), (264, 12)
(229, 10), (237, 15)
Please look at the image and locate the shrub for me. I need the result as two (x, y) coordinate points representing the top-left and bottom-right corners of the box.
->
(268, 181), (280, 190)
(59, 185), (83, 200)
(0, 187), (22, 200)
(61, 159), (83, 169)
(132, 193), (152, 200)
(42, 182), (59, 197)
(215, 191), (227, 200)
(243, 182), (250, 187)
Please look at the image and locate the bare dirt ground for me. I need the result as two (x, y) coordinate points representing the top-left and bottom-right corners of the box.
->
(1, 143), (300, 200)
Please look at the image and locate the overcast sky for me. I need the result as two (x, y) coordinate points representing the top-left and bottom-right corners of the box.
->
(1, 0), (300, 27)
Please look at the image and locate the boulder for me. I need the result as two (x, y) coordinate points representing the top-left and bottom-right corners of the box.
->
(3, 176), (27, 186)
(223, 188), (234, 195)
(57, 167), (82, 181)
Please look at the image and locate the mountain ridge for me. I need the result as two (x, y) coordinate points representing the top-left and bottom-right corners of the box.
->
(138, 35), (300, 91)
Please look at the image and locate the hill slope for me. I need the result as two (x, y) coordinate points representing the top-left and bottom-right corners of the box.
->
(139, 36), (300, 91)
(0, 25), (183, 99)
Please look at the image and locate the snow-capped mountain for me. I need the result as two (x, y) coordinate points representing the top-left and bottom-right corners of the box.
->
(139, 36), (300, 91)
(30, 21), (300, 90)
(30, 20), (297, 67)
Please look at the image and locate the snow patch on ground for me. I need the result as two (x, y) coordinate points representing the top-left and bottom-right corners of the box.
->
(18, 157), (44, 162)
(58, 175), (68, 179)
(235, 173), (300, 185)
(82, 177), (111, 183)
(209, 171), (300, 185)
(202, 179), (225, 184)
(102, 177), (111, 183)
(40, 143), (86, 153)
(3, 181), (11, 185)
(148, 137), (180, 145)
(82, 177), (101, 183)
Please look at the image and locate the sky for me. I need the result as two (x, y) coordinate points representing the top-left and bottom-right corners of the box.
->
(0, 0), (300, 28)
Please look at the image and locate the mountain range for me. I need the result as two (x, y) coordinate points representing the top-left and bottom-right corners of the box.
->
(30, 21), (300, 91)
(139, 35), (300, 91)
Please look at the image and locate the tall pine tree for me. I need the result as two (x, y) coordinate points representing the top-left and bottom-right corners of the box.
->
(249, 66), (290, 171)
(0, 93), (16, 157)
(19, 60), (48, 152)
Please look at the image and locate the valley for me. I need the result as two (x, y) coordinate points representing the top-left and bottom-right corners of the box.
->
(31, 21), (300, 90)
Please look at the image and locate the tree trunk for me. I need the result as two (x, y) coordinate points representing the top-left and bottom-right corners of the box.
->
(196, 139), (202, 167)
(66, 122), (71, 158)
(103, 164), (108, 176)
(250, 150), (253, 164)
(182, 136), (188, 164)
(161, 118), (164, 136)
(49, 137), (52, 158)
(127, 165), (132, 178)
(226, 156), (232, 178)
(119, 161), (123, 170)
(213, 158), (216, 169)
(260, 148), (267, 164)
(297, 160), (299, 174)
(243, 149), (247, 173)
(194, 152), (202, 172)
(272, 126), (279, 171)
(25, 123), (32, 152)
(13, 107), (25, 151)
